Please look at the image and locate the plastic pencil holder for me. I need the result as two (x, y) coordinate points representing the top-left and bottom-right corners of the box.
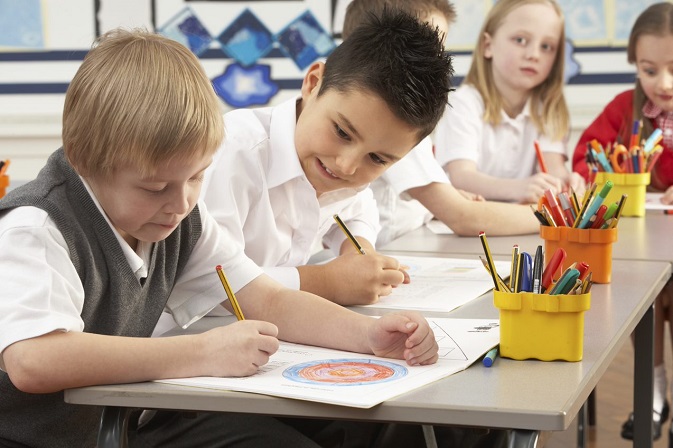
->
(0, 175), (8, 199)
(594, 172), (650, 217)
(539, 226), (617, 284)
(494, 290), (591, 362)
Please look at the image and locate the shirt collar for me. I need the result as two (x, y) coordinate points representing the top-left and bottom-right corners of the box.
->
(643, 99), (664, 119)
(267, 96), (306, 188)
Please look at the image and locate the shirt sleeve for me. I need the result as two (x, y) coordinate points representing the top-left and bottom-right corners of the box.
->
(322, 187), (380, 251)
(0, 207), (85, 369)
(165, 201), (263, 329)
(380, 136), (449, 194)
(434, 85), (485, 167)
(263, 266), (300, 290)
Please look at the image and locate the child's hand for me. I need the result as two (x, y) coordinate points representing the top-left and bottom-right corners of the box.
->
(566, 172), (586, 196)
(367, 312), (439, 366)
(324, 252), (407, 305)
(198, 320), (279, 377)
(662, 185), (673, 205)
(517, 173), (563, 203)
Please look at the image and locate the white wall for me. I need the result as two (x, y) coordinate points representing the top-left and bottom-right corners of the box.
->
(0, 0), (638, 182)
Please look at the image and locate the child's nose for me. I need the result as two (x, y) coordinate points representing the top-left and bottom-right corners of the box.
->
(526, 45), (540, 61)
(659, 72), (673, 90)
(335, 151), (358, 176)
(166, 186), (191, 214)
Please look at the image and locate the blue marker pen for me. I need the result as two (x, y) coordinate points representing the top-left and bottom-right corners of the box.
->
(520, 252), (533, 292)
(483, 346), (499, 367)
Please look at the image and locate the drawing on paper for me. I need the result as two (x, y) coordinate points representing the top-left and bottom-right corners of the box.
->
(283, 359), (407, 386)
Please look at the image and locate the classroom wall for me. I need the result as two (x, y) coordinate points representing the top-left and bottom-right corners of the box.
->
(0, 0), (658, 182)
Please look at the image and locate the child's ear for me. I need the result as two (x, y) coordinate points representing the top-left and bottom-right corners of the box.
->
(482, 32), (493, 59)
(301, 62), (325, 99)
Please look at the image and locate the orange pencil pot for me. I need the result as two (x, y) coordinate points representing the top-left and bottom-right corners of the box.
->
(494, 290), (591, 362)
(594, 172), (649, 217)
(539, 226), (617, 283)
(0, 175), (8, 199)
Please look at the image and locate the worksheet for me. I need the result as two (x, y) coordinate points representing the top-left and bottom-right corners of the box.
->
(645, 192), (673, 211)
(157, 318), (499, 408)
(357, 256), (510, 313)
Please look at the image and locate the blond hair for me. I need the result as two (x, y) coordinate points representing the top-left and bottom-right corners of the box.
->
(62, 28), (224, 178)
(342, 0), (457, 39)
(464, 0), (569, 140)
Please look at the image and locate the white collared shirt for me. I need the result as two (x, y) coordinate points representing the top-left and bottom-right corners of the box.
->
(434, 84), (566, 178)
(370, 136), (449, 246)
(201, 97), (380, 290)
(0, 179), (262, 369)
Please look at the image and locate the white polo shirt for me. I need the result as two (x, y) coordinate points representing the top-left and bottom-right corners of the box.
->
(201, 97), (380, 290)
(434, 84), (566, 178)
(370, 136), (449, 246)
(0, 181), (262, 369)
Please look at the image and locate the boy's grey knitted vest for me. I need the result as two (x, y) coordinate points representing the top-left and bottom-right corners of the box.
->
(0, 148), (202, 448)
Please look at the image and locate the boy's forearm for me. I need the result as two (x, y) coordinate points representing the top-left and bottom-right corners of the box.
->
(246, 282), (372, 353)
(4, 331), (203, 394)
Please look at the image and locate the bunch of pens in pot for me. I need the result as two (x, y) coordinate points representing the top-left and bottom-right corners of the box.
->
(584, 120), (663, 183)
(531, 184), (627, 230)
(478, 232), (592, 295)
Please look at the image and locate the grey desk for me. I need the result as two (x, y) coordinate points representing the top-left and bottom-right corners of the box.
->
(65, 259), (670, 448)
(382, 213), (673, 262)
(382, 213), (673, 447)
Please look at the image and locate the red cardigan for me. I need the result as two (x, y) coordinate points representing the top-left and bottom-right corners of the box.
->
(572, 89), (673, 191)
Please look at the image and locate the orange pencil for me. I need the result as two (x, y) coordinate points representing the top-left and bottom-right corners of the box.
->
(534, 141), (548, 173)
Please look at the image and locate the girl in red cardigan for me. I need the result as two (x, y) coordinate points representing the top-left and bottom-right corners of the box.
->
(572, 3), (673, 442)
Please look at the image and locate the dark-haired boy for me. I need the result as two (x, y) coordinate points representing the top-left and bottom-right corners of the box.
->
(202, 8), (453, 305)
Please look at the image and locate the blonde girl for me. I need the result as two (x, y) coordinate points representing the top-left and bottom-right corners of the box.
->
(435, 0), (584, 203)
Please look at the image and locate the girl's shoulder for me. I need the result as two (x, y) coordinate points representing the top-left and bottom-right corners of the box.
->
(448, 84), (485, 112)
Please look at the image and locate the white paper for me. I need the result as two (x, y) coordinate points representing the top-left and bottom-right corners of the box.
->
(645, 192), (673, 211)
(357, 256), (509, 313)
(157, 318), (499, 408)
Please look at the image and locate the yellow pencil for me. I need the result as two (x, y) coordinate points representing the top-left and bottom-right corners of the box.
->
(215, 265), (245, 321)
(479, 231), (502, 292)
(333, 214), (366, 255)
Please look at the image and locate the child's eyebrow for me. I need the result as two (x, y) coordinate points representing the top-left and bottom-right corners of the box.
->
(337, 113), (361, 139)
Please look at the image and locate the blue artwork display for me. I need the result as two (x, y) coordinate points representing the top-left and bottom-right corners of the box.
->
(158, 8), (213, 56)
(218, 9), (274, 67)
(276, 11), (336, 70)
(212, 63), (279, 107)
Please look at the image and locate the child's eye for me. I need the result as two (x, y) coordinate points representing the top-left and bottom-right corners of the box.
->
(541, 43), (555, 52)
(334, 124), (350, 140)
(514, 37), (527, 45)
(142, 184), (167, 194)
(369, 153), (388, 166)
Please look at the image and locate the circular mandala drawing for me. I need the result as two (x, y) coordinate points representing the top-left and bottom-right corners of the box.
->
(282, 359), (408, 386)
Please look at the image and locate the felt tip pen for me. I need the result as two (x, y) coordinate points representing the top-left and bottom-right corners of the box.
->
(483, 346), (499, 367)
(579, 181), (613, 229)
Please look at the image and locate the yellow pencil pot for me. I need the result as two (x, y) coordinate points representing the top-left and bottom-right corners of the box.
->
(594, 172), (650, 217)
(539, 226), (617, 284)
(494, 290), (591, 362)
